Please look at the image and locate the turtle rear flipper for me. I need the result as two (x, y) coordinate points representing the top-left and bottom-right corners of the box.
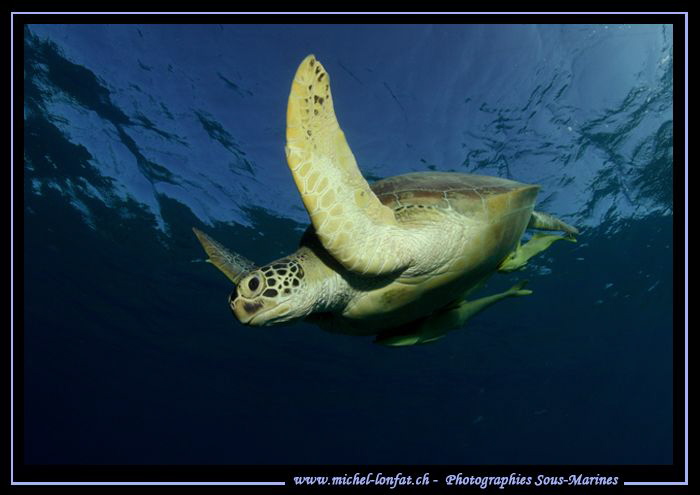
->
(192, 228), (257, 284)
(498, 233), (576, 273)
(375, 281), (533, 346)
(497, 211), (579, 273)
(374, 321), (446, 347)
(528, 210), (579, 235)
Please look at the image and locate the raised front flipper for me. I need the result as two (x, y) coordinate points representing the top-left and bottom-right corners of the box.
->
(375, 281), (533, 347)
(192, 228), (257, 284)
(285, 55), (416, 277)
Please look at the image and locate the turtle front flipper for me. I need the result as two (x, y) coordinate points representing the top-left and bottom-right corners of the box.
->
(375, 281), (533, 347)
(285, 55), (414, 277)
(192, 228), (257, 284)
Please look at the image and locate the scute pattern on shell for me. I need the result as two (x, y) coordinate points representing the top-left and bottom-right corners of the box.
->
(371, 171), (540, 220)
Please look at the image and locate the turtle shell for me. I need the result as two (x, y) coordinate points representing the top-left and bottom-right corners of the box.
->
(370, 171), (540, 223)
(371, 171), (540, 295)
(334, 172), (542, 332)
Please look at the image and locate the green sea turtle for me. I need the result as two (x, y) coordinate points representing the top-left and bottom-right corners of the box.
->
(193, 55), (578, 346)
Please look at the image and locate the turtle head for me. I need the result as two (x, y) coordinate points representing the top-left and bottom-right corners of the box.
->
(192, 228), (313, 327)
(230, 257), (310, 326)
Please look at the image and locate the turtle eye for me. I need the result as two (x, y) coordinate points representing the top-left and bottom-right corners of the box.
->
(248, 276), (260, 292)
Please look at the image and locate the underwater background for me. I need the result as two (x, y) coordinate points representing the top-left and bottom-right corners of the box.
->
(22, 24), (673, 465)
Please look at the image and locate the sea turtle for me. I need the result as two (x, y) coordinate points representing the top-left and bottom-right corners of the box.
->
(193, 55), (578, 346)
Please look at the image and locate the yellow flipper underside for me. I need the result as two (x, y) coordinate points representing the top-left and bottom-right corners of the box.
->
(285, 55), (413, 276)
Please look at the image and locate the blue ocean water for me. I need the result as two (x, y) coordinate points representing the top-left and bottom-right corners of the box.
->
(23, 24), (673, 465)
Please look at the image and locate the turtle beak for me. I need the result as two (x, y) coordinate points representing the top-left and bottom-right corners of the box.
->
(229, 288), (265, 325)
(228, 288), (239, 318)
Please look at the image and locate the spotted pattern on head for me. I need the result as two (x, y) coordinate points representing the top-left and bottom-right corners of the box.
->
(258, 258), (305, 301)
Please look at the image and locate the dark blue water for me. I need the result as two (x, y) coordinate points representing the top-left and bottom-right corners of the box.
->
(23, 24), (673, 465)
